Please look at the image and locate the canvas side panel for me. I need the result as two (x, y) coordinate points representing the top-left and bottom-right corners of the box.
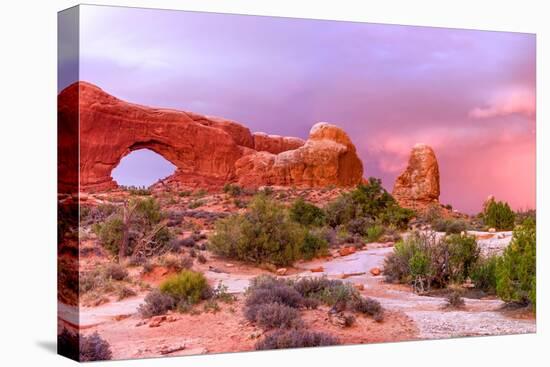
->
(57, 5), (81, 362)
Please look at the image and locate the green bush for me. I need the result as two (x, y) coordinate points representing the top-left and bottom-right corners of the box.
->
(255, 329), (340, 350)
(484, 199), (515, 230)
(93, 197), (173, 258)
(94, 217), (124, 256)
(209, 194), (305, 266)
(384, 232), (480, 291)
(446, 234), (479, 282)
(138, 289), (176, 317)
(223, 183), (242, 196)
(470, 255), (498, 294)
(159, 270), (211, 305)
(365, 225), (385, 243)
(289, 198), (326, 227)
(432, 218), (468, 234)
(496, 219), (536, 306)
(300, 230), (329, 260)
(325, 178), (414, 230)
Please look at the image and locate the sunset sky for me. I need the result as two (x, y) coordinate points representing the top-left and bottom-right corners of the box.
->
(65, 5), (536, 214)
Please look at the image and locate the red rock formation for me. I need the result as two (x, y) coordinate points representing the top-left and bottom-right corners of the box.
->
(235, 123), (364, 188)
(392, 143), (440, 210)
(252, 132), (305, 154)
(57, 82), (364, 191)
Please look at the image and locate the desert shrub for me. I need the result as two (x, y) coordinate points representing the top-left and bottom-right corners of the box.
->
(116, 285), (137, 300)
(246, 276), (304, 309)
(423, 203), (444, 224)
(197, 253), (207, 264)
(94, 216), (124, 256)
(383, 232), (480, 291)
(365, 225), (385, 243)
(325, 195), (355, 228)
(470, 256), (498, 294)
(159, 253), (193, 272)
(58, 329), (112, 361)
(289, 198), (326, 227)
(138, 289), (176, 317)
(57, 328), (79, 360)
(209, 194), (305, 266)
(141, 260), (154, 274)
(178, 190), (192, 197)
(496, 219), (536, 306)
(383, 237), (423, 284)
(246, 302), (304, 330)
(350, 296), (384, 321)
(223, 183), (242, 196)
(445, 291), (465, 309)
(159, 270), (211, 305)
(433, 218), (468, 234)
(300, 230), (329, 260)
(188, 200), (205, 209)
(325, 178), (414, 230)
(134, 197), (163, 226)
(446, 234), (480, 282)
(103, 263), (128, 281)
(379, 205), (415, 230)
(293, 277), (354, 306)
(256, 329), (340, 350)
(234, 198), (248, 208)
(79, 332), (113, 361)
(345, 217), (373, 236)
(483, 199), (515, 230)
(212, 282), (235, 303)
(515, 209), (536, 226)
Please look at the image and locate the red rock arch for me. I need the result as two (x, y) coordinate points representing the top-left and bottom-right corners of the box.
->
(58, 82), (364, 192)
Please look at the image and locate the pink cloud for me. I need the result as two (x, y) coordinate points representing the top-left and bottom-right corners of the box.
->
(469, 88), (536, 119)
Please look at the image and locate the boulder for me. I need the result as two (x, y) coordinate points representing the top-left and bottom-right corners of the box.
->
(392, 143), (440, 210)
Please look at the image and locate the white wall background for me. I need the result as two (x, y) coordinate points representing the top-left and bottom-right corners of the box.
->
(0, 0), (547, 366)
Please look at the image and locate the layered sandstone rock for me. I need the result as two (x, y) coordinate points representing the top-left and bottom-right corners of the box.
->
(235, 123), (363, 188)
(252, 132), (305, 154)
(58, 82), (364, 191)
(392, 143), (440, 209)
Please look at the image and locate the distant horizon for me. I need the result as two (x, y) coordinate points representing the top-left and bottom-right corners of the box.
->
(62, 5), (536, 214)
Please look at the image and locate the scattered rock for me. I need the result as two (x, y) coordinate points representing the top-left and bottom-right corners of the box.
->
(370, 267), (381, 276)
(310, 266), (324, 273)
(159, 344), (186, 355)
(341, 272), (366, 279)
(328, 311), (356, 328)
(488, 228), (496, 233)
(276, 268), (288, 276)
(338, 246), (356, 257)
(149, 315), (167, 328)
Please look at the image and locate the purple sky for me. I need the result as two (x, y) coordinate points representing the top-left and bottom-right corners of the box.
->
(72, 5), (536, 213)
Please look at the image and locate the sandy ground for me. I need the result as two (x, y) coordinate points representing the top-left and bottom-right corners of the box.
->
(60, 233), (535, 360)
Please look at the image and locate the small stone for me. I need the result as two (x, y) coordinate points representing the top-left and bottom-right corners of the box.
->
(354, 283), (365, 291)
(276, 268), (288, 276)
(310, 266), (324, 273)
(370, 267), (381, 276)
(149, 315), (167, 328)
(488, 228), (496, 233)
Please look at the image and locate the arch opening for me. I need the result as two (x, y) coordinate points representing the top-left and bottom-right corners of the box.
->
(111, 148), (177, 188)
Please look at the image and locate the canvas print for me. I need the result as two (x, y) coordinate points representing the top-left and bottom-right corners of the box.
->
(57, 4), (536, 362)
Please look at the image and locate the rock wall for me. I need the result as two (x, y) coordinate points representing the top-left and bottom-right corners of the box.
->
(58, 82), (364, 191)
